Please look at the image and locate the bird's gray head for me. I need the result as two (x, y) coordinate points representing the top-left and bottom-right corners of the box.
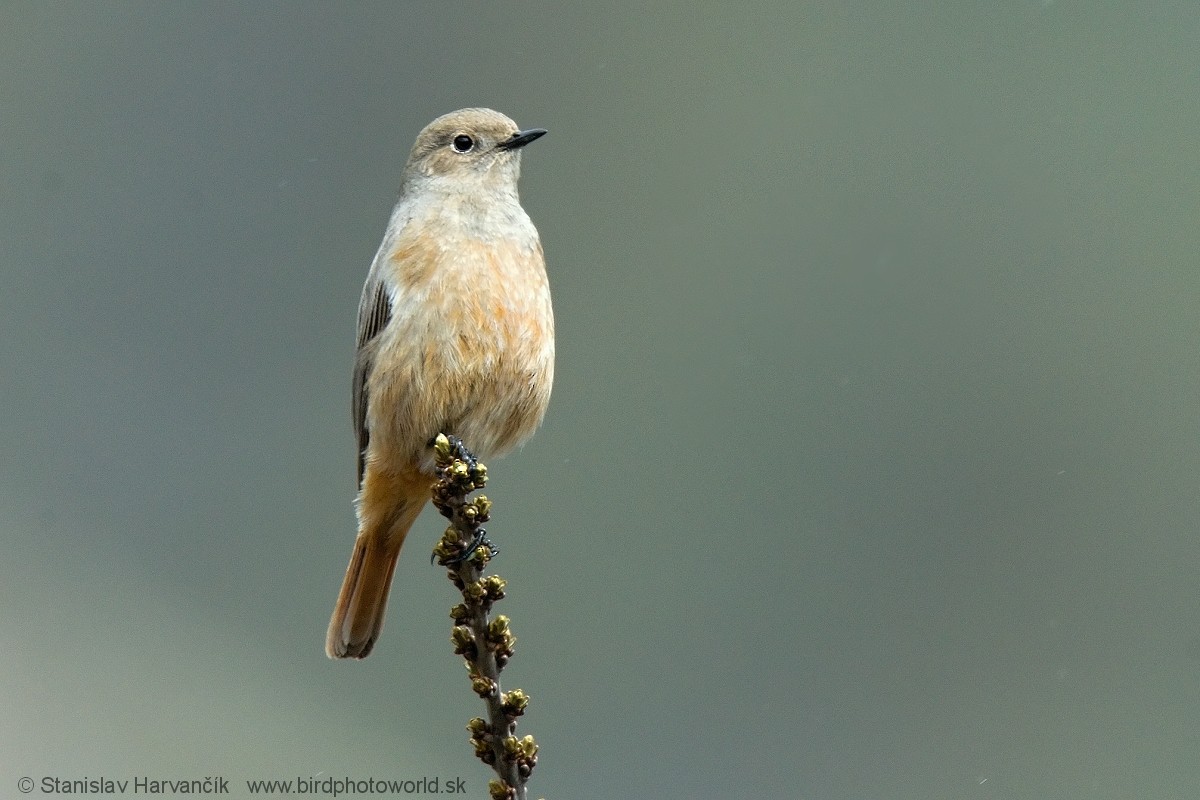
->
(402, 108), (546, 191)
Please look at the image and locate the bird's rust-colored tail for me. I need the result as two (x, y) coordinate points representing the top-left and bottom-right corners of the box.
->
(326, 491), (425, 659)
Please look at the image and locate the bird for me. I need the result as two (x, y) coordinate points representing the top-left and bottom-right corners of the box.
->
(326, 108), (553, 659)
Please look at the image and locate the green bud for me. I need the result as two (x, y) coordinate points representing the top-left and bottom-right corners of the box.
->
(501, 689), (530, 716)
(483, 575), (507, 599)
(450, 625), (475, 656)
(434, 434), (451, 460)
(487, 615), (511, 642)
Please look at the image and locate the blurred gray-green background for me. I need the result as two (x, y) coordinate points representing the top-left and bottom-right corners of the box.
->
(3, 3), (1198, 798)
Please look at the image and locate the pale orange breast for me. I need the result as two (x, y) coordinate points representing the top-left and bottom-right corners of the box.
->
(366, 227), (553, 474)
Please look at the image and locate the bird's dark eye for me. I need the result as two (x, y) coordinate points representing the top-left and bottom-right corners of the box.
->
(451, 134), (474, 153)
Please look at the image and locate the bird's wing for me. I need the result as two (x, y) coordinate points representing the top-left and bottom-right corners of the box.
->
(353, 270), (392, 487)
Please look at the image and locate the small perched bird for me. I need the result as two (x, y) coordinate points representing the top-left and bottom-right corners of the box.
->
(326, 108), (553, 659)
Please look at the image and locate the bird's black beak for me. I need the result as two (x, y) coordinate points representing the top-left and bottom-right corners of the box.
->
(497, 128), (548, 151)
